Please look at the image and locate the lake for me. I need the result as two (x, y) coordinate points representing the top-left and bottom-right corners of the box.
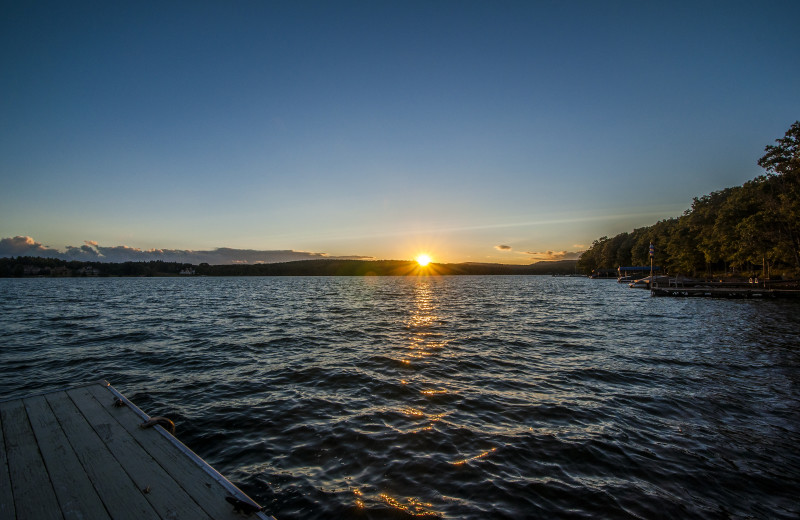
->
(1, 276), (798, 519)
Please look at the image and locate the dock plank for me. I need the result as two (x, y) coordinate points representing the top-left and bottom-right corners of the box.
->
(85, 384), (252, 520)
(0, 407), (17, 520)
(66, 386), (214, 520)
(24, 395), (112, 520)
(2, 382), (272, 520)
(45, 391), (158, 520)
(0, 399), (63, 520)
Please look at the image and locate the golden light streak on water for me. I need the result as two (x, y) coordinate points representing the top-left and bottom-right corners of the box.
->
(401, 407), (425, 417)
(450, 447), (498, 466)
(380, 493), (439, 517)
(352, 488), (364, 509)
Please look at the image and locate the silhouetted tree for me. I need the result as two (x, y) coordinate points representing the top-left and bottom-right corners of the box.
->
(579, 122), (800, 277)
(758, 121), (800, 268)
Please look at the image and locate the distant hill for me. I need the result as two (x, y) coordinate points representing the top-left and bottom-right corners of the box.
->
(197, 259), (580, 276)
(1, 256), (581, 277)
(529, 260), (580, 274)
(435, 260), (579, 275)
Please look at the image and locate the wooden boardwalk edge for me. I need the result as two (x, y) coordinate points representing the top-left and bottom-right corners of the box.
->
(94, 382), (269, 519)
(101, 381), (265, 512)
(0, 381), (274, 520)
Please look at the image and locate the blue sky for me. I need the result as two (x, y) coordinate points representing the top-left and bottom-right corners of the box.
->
(2, 1), (798, 264)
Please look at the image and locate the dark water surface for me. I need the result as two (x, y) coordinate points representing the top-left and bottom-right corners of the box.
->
(1, 276), (799, 519)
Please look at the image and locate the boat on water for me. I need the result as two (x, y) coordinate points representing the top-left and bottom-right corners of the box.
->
(618, 265), (662, 283)
(628, 275), (667, 288)
(630, 276), (700, 289)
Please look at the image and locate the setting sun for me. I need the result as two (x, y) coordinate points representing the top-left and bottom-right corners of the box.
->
(416, 254), (432, 266)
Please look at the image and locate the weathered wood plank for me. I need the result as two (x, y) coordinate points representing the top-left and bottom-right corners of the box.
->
(0, 399), (63, 520)
(45, 391), (158, 520)
(3, 382), (271, 520)
(67, 386), (213, 520)
(24, 395), (111, 520)
(85, 384), (249, 520)
(0, 407), (17, 520)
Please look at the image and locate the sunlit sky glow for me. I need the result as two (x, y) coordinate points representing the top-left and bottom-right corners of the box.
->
(1, 1), (798, 264)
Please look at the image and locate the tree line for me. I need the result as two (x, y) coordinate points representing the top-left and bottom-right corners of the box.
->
(0, 256), (581, 277)
(577, 122), (800, 278)
(0, 257), (197, 277)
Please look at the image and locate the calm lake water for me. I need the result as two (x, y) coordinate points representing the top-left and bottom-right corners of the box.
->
(1, 276), (799, 519)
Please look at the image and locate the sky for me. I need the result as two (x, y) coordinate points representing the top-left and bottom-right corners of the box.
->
(1, 0), (799, 265)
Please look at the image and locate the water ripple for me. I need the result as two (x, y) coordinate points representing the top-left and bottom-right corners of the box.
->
(1, 276), (799, 519)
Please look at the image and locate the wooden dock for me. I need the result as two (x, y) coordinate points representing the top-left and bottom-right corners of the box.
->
(0, 381), (273, 520)
(650, 286), (800, 298)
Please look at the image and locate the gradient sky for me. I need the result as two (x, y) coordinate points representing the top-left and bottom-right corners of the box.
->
(2, 1), (799, 264)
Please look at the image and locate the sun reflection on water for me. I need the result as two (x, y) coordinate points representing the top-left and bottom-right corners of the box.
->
(404, 279), (447, 360)
(373, 279), (455, 518)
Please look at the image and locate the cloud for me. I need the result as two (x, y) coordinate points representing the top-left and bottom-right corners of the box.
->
(0, 236), (62, 258)
(494, 245), (512, 251)
(0, 236), (373, 264)
(65, 244), (102, 259)
(525, 250), (583, 261)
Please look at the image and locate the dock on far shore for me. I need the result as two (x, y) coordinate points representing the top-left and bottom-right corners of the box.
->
(650, 282), (800, 298)
(0, 380), (274, 520)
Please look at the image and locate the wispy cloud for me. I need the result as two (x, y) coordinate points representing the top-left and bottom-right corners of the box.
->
(0, 236), (372, 264)
(494, 244), (512, 251)
(525, 250), (582, 261)
(305, 209), (682, 243)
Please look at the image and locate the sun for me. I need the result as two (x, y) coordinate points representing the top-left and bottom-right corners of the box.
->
(416, 254), (432, 266)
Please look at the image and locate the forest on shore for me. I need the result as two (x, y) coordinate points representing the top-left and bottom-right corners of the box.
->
(578, 122), (800, 278)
